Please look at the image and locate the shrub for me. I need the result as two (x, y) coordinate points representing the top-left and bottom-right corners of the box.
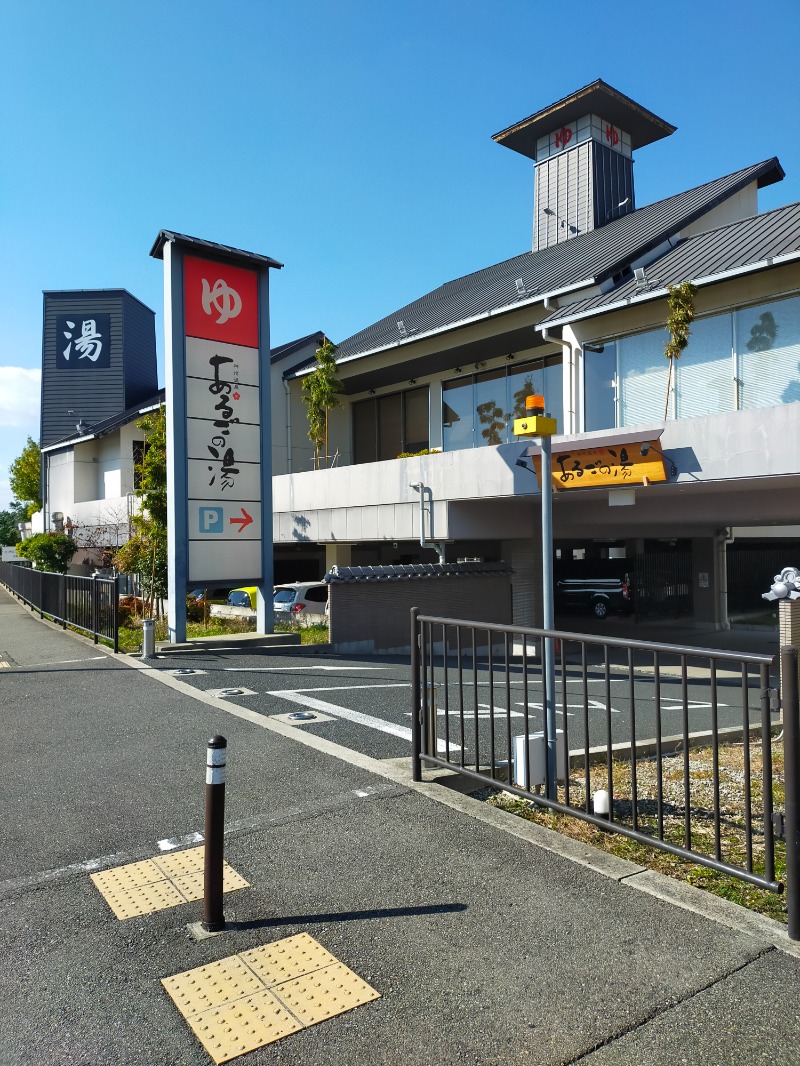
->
(17, 531), (77, 574)
(118, 595), (146, 626)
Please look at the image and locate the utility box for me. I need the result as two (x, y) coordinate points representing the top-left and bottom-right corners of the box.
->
(512, 730), (566, 789)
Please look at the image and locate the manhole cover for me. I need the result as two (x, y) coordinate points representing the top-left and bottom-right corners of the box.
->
(288, 711), (317, 721)
(174, 668), (195, 675)
(219, 688), (244, 696)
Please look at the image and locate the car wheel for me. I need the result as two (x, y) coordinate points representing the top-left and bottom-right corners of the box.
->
(592, 599), (608, 619)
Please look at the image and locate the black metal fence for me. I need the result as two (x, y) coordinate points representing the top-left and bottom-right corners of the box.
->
(411, 609), (800, 940)
(0, 561), (119, 652)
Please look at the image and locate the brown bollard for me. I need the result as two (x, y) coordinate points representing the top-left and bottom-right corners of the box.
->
(203, 735), (227, 932)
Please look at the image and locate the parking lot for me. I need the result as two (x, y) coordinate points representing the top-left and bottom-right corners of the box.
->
(146, 644), (777, 768)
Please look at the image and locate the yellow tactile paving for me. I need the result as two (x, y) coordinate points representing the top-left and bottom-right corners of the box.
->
(162, 933), (380, 1063)
(163, 957), (266, 1014)
(90, 848), (249, 919)
(185, 991), (302, 1062)
(274, 961), (381, 1026)
(240, 932), (338, 985)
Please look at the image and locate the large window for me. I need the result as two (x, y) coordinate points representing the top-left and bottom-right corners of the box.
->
(352, 385), (429, 464)
(584, 294), (800, 430)
(442, 355), (562, 451)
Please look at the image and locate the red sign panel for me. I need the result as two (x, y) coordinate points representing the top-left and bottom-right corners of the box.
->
(183, 255), (259, 348)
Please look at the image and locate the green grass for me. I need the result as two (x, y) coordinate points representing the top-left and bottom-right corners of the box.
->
(488, 739), (789, 924)
(118, 616), (329, 652)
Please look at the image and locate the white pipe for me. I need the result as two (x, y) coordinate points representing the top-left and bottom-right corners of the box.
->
(410, 482), (446, 562)
(283, 378), (292, 474)
(540, 327), (575, 434)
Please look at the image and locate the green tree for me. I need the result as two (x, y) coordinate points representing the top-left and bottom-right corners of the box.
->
(663, 281), (698, 419)
(113, 406), (167, 613)
(9, 437), (42, 518)
(301, 339), (343, 469)
(0, 502), (26, 547)
(17, 531), (77, 574)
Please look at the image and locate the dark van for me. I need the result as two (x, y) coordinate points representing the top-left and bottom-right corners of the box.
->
(555, 574), (633, 619)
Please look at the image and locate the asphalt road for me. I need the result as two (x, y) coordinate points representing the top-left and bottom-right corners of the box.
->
(142, 646), (779, 771)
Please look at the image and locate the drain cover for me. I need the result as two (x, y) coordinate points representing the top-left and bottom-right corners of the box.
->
(288, 711), (317, 721)
(219, 688), (244, 696)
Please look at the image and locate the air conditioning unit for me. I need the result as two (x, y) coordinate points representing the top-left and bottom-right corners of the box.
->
(512, 730), (566, 789)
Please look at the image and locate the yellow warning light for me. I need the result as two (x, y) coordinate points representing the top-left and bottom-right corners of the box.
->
(514, 395), (556, 437)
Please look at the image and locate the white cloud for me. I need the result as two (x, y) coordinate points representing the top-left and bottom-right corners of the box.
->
(0, 367), (41, 428)
(0, 367), (41, 510)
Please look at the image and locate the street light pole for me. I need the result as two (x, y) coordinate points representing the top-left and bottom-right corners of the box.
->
(514, 394), (558, 800)
(540, 432), (557, 799)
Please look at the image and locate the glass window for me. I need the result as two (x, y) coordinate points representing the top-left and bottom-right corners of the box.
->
(676, 313), (734, 419)
(352, 399), (377, 464)
(736, 295), (800, 409)
(442, 378), (474, 451)
(403, 387), (429, 453)
(352, 385), (430, 462)
(508, 356), (563, 434)
(474, 368), (507, 446)
(378, 394), (402, 461)
(618, 327), (670, 424)
(583, 345), (616, 431)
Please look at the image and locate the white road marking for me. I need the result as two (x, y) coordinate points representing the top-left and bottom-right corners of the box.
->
(29, 656), (107, 666)
(267, 688), (460, 753)
(280, 683), (410, 694)
(224, 665), (385, 672)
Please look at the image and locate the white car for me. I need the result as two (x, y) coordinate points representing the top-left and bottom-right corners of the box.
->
(273, 581), (328, 621)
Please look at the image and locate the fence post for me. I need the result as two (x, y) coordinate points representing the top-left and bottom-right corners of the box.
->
(411, 607), (421, 782)
(782, 645), (800, 941)
(113, 576), (119, 654)
(92, 575), (99, 644)
(203, 735), (227, 933)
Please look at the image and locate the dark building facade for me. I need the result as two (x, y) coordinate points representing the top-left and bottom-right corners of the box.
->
(40, 289), (158, 448)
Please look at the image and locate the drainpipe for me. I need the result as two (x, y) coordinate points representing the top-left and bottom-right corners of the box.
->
(283, 378), (292, 474)
(410, 482), (446, 563)
(540, 312), (575, 434)
(715, 527), (734, 631)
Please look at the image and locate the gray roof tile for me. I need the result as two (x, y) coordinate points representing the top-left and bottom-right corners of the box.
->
(292, 158), (783, 374)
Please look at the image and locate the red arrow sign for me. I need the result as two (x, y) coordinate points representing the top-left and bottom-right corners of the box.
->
(229, 507), (253, 533)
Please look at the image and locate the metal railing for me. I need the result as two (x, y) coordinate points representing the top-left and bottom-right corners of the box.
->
(0, 561), (119, 652)
(411, 609), (800, 939)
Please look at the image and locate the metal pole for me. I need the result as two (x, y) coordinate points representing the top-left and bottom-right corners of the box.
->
(411, 607), (422, 782)
(541, 434), (557, 799)
(203, 735), (227, 932)
(782, 646), (800, 941)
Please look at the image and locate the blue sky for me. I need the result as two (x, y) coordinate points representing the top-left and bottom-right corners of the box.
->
(2, 0), (799, 508)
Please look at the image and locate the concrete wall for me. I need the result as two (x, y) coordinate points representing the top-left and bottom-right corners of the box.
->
(329, 573), (512, 652)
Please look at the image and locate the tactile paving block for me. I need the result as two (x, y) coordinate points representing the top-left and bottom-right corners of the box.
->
(154, 846), (205, 876)
(163, 957), (265, 1014)
(240, 932), (339, 986)
(185, 992), (302, 1064)
(91, 849), (249, 919)
(272, 961), (381, 1026)
(163, 933), (380, 1061)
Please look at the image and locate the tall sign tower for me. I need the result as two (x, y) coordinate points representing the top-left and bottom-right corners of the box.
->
(150, 231), (282, 642)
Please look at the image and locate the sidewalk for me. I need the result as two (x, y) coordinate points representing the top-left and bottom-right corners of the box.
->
(0, 587), (798, 1065)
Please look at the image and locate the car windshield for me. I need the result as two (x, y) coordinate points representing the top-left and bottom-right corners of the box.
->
(273, 589), (296, 605)
(228, 592), (250, 607)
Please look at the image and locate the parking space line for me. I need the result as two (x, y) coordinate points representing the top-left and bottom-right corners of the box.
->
(268, 689), (461, 753)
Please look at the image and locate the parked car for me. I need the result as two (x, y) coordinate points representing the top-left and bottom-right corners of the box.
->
(227, 586), (258, 610)
(555, 574), (633, 619)
(273, 581), (328, 620)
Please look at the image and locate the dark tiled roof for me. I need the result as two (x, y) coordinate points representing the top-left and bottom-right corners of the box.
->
(271, 331), (325, 365)
(42, 390), (166, 451)
(538, 201), (800, 329)
(292, 158), (782, 373)
(149, 230), (283, 269)
(326, 562), (511, 582)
